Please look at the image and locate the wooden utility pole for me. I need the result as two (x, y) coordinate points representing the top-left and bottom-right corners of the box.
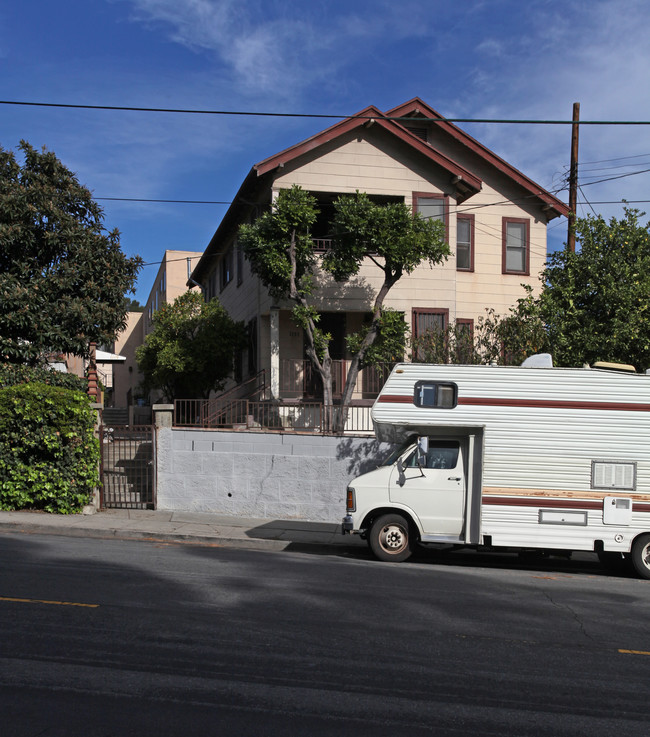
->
(567, 102), (580, 252)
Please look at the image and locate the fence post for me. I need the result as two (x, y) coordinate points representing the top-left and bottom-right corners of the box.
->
(153, 404), (174, 429)
(84, 402), (104, 514)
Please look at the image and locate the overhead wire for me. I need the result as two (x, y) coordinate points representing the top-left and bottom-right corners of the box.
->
(2, 98), (650, 125)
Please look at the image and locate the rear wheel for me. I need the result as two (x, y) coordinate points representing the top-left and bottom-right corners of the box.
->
(630, 534), (650, 580)
(368, 514), (414, 562)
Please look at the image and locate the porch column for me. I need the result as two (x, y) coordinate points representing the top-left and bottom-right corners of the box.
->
(270, 307), (280, 399)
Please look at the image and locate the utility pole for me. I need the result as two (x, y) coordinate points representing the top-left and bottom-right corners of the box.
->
(567, 102), (580, 253)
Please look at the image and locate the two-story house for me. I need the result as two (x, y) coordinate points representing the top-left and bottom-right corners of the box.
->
(189, 98), (568, 408)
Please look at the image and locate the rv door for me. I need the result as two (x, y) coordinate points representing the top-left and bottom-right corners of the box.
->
(389, 439), (466, 536)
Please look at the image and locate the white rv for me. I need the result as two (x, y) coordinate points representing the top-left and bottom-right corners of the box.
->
(342, 357), (650, 578)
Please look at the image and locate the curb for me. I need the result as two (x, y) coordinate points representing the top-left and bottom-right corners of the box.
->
(0, 520), (362, 555)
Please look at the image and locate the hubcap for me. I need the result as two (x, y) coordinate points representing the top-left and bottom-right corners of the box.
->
(381, 524), (406, 552)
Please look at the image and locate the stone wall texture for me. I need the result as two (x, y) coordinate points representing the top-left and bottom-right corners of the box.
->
(156, 428), (395, 522)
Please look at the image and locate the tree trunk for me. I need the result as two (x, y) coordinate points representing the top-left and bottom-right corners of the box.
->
(332, 275), (397, 433)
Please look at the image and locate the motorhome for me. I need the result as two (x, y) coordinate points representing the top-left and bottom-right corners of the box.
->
(342, 356), (650, 578)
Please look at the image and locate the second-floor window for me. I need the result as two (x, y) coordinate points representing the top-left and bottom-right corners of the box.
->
(456, 214), (474, 271)
(502, 217), (530, 275)
(220, 247), (233, 291)
(413, 192), (448, 242)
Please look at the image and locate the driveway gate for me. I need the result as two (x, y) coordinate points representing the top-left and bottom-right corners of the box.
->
(100, 425), (155, 509)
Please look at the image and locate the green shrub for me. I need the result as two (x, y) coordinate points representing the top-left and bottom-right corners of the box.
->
(0, 363), (88, 392)
(0, 382), (99, 513)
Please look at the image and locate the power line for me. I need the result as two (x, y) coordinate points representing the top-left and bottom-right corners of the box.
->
(3, 98), (650, 125)
(96, 197), (230, 204)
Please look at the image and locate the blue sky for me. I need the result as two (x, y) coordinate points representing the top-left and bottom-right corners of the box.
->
(2, 0), (650, 303)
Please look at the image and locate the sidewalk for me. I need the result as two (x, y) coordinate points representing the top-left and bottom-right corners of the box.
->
(0, 508), (366, 554)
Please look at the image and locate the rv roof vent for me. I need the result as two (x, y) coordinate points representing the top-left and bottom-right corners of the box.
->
(592, 361), (636, 373)
(520, 353), (553, 368)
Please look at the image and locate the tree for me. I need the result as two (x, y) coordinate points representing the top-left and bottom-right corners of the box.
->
(0, 141), (142, 365)
(540, 207), (650, 370)
(239, 186), (448, 431)
(411, 286), (546, 366)
(136, 291), (245, 400)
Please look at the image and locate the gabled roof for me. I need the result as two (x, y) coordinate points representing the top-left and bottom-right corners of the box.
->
(191, 98), (568, 283)
(254, 104), (482, 200)
(387, 98), (569, 219)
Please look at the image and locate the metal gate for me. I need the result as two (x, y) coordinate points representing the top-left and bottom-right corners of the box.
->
(100, 425), (155, 509)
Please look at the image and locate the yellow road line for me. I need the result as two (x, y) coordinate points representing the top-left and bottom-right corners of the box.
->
(618, 649), (650, 656)
(0, 595), (99, 608)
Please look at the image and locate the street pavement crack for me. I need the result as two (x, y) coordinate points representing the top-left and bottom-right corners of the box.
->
(541, 590), (594, 641)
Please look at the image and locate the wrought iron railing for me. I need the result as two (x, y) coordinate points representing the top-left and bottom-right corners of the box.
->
(279, 360), (393, 398)
(173, 399), (373, 435)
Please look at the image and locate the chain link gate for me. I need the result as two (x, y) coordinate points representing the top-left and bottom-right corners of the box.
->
(100, 425), (156, 509)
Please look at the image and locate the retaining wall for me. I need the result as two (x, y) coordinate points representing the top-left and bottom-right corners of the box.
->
(155, 427), (394, 522)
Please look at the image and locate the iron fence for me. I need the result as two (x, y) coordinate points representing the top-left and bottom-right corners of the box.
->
(174, 399), (373, 434)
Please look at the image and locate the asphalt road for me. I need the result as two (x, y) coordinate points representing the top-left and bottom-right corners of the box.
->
(1, 531), (649, 737)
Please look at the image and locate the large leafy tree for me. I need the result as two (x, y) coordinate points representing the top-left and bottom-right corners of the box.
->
(136, 291), (245, 400)
(239, 186), (448, 431)
(540, 207), (650, 370)
(0, 141), (142, 364)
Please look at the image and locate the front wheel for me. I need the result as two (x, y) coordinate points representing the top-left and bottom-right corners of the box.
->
(630, 534), (650, 580)
(368, 514), (414, 562)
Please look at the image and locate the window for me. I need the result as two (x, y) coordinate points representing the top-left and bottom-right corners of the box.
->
(413, 192), (447, 224)
(412, 308), (449, 362)
(454, 319), (474, 363)
(220, 247), (233, 291)
(413, 380), (457, 409)
(502, 217), (530, 274)
(406, 440), (460, 469)
(456, 214), (474, 271)
(412, 308), (448, 337)
(247, 318), (258, 376)
(236, 242), (244, 287)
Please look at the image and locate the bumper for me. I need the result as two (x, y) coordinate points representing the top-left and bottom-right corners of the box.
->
(341, 515), (354, 534)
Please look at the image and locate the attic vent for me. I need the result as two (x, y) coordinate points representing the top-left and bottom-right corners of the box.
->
(592, 461), (636, 491)
(404, 126), (429, 142)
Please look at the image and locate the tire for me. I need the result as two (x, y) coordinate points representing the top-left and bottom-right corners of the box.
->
(630, 534), (650, 580)
(368, 514), (414, 562)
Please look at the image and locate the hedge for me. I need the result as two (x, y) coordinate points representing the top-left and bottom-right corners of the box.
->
(0, 363), (88, 392)
(0, 382), (99, 513)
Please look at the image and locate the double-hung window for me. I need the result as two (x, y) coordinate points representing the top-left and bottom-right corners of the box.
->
(456, 214), (474, 271)
(220, 247), (233, 291)
(502, 217), (530, 275)
(413, 192), (448, 240)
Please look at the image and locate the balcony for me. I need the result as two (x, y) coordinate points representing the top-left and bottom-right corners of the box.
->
(279, 359), (394, 399)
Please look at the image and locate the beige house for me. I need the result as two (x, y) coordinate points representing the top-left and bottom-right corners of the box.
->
(190, 98), (568, 404)
(110, 249), (203, 411)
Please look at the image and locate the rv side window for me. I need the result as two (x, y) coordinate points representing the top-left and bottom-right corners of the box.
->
(414, 381), (457, 409)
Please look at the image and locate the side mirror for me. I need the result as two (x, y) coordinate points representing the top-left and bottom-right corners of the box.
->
(396, 458), (406, 487)
(417, 436), (429, 467)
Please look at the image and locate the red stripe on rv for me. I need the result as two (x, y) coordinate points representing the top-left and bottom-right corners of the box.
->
(483, 497), (650, 513)
(377, 395), (413, 403)
(376, 395), (650, 411)
(459, 397), (650, 412)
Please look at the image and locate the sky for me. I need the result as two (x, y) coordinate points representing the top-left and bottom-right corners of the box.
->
(2, 0), (650, 304)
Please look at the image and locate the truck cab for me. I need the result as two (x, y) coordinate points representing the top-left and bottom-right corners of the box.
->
(343, 432), (483, 562)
